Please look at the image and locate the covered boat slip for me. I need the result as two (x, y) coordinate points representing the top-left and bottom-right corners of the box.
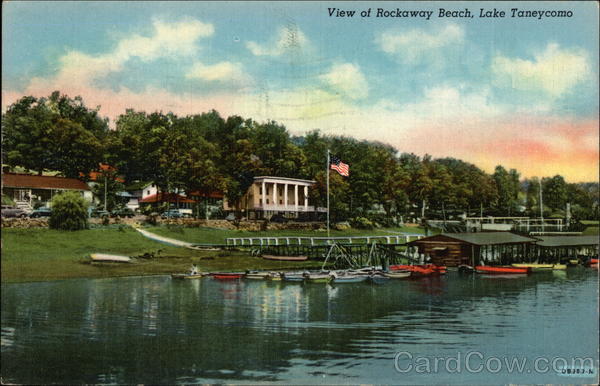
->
(408, 232), (538, 267)
(532, 236), (599, 263)
(408, 232), (599, 267)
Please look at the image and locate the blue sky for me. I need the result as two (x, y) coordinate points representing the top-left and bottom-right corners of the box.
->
(3, 1), (599, 181)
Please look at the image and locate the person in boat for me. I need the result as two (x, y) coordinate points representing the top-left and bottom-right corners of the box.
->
(190, 264), (198, 275)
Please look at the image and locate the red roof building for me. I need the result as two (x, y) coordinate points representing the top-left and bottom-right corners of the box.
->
(2, 173), (90, 191)
(139, 192), (196, 204)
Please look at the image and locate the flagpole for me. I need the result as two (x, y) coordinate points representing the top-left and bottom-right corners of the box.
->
(327, 149), (330, 238)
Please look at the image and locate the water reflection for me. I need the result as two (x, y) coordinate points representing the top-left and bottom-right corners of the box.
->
(1, 270), (598, 384)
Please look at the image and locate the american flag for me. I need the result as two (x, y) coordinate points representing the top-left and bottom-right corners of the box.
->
(330, 155), (349, 176)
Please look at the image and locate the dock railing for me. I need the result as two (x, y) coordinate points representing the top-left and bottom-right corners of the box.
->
(225, 234), (424, 247)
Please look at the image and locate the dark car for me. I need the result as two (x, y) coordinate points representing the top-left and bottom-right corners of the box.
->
(111, 207), (135, 218)
(161, 209), (184, 219)
(1, 207), (28, 218)
(91, 208), (110, 218)
(270, 214), (289, 223)
(29, 207), (52, 218)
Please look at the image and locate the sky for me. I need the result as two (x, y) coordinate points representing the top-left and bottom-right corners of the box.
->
(2, 1), (599, 182)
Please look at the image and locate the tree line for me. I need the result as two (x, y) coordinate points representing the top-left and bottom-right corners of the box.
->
(2, 92), (598, 221)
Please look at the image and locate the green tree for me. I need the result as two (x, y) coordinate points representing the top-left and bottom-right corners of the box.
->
(2, 92), (107, 177)
(542, 175), (568, 211)
(49, 191), (89, 231)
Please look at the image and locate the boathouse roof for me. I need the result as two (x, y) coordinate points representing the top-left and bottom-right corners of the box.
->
(410, 232), (538, 246)
(535, 235), (599, 247)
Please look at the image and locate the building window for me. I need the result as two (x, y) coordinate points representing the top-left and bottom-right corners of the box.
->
(266, 199), (269, 204)
(147, 190), (150, 195)
(279, 200), (283, 204)
(259, 199), (262, 204)
(259, 187), (262, 194)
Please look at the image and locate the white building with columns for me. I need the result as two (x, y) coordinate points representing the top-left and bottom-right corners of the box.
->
(223, 176), (326, 219)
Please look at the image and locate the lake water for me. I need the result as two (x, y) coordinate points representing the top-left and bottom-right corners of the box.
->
(2, 270), (598, 384)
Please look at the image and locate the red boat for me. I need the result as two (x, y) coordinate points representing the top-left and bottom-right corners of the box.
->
(475, 266), (531, 274)
(390, 264), (446, 275)
(211, 272), (244, 280)
(590, 258), (598, 269)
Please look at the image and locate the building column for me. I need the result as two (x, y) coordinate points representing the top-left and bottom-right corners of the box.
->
(284, 183), (288, 208)
(261, 181), (266, 208)
(304, 186), (308, 210)
(272, 182), (277, 209)
(294, 185), (298, 211)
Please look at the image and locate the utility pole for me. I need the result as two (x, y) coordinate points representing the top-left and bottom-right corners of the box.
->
(104, 174), (107, 211)
(326, 149), (330, 238)
(539, 178), (544, 233)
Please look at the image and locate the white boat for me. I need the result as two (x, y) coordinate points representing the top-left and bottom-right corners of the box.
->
(90, 253), (132, 263)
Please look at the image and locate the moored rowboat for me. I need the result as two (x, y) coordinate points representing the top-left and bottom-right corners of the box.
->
(245, 271), (273, 280)
(389, 264), (435, 276)
(383, 271), (412, 279)
(330, 274), (368, 283)
(304, 272), (331, 283)
(171, 273), (206, 280)
(475, 266), (531, 274)
(211, 272), (244, 280)
(511, 263), (566, 271)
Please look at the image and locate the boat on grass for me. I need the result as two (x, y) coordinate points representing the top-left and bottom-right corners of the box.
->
(262, 255), (308, 261)
(475, 266), (531, 275)
(90, 253), (132, 263)
(511, 263), (566, 271)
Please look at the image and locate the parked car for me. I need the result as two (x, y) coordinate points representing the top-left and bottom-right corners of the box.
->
(1, 207), (28, 218)
(91, 208), (110, 218)
(2, 206), (27, 218)
(29, 207), (52, 218)
(161, 209), (184, 219)
(270, 213), (289, 223)
(111, 207), (134, 218)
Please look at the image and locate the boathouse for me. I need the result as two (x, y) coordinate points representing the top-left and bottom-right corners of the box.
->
(532, 235), (599, 263)
(408, 232), (538, 267)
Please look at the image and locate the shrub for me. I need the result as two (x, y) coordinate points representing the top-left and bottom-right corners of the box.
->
(350, 216), (374, 229)
(49, 191), (89, 231)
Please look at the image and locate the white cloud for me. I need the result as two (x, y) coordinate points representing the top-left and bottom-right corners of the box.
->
(376, 24), (464, 63)
(246, 25), (309, 56)
(318, 63), (369, 100)
(186, 61), (251, 84)
(28, 19), (214, 91)
(491, 43), (591, 97)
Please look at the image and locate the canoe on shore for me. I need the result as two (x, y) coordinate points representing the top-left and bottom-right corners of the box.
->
(262, 255), (308, 261)
(171, 273), (206, 280)
(475, 266), (531, 274)
(90, 253), (132, 263)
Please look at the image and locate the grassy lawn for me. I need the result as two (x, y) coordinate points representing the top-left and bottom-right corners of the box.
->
(582, 226), (599, 236)
(145, 225), (426, 245)
(1, 227), (321, 283)
(581, 220), (599, 225)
